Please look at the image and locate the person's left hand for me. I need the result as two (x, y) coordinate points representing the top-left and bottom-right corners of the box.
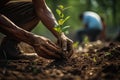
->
(32, 35), (63, 59)
(57, 33), (73, 59)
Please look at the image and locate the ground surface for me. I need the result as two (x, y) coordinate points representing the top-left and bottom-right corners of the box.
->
(0, 41), (120, 80)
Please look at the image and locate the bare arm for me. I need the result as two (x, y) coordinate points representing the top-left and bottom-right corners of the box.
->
(0, 14), (36, 46)
(32, 0), (60, 38)
(0, 14), (61, 59)
(32, 0), (73, 58)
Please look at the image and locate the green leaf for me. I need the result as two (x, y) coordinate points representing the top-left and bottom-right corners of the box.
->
(58, 5), (64, 10)
(62, 26), (70, 34)
(62, 26), (70, 32)
(93, 57), (97, 62)
(64, 31), (69, 34)
(64, 16), (70, 22)
(58, 19), (64, 25)
(105, 52), (111, 56)
(56, 9), (61, 16)
(60, 13), (64, 18)
(61, 16), (70, 24)
(54, 27), (62, 33)
(63, 6), (72, 11)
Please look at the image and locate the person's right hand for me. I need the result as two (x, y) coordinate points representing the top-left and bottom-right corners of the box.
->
(57, 33), (73, 59)
(32, 35), (62, 59)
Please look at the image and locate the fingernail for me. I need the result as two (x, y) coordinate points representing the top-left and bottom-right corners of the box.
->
(63, 48), (67, 51)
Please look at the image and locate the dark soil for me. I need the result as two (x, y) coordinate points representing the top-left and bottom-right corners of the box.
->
(0, 41), (120, 80)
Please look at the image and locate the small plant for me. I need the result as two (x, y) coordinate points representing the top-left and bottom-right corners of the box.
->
(54, 5), (70, 34)
(93, 57), (97, 63)
(83, 36), (89, 44)
(73, 41), (79, 48)
(105, 52), (111, 56)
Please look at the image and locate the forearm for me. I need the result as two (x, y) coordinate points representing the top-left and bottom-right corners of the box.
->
(0, 14), (37, 46)
(38, 9), (60, 38)
(32, 0), (62, 38)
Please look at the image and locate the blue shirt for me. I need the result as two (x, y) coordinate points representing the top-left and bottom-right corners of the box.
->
(83, 11), (102, 30)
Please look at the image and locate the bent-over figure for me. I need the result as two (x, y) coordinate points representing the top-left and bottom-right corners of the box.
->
(0, 0), (73, 59)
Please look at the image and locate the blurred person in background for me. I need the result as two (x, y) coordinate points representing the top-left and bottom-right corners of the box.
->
(75, 11), (103, 42)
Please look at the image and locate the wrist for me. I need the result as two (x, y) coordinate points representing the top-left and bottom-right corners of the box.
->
(24, 33), (38, 46)
(31, 35), (42, 47)
(56, 32), (65, 40)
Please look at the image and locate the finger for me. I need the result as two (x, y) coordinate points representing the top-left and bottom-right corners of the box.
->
(57, 39), (62, 47)
(47, 40), (60, 49)
(62, 40), (67, 51)
(43, 41), (61, 53)
(43, 44), (63, 57)
(34, 47), (49, 58)
(68, 48), (74, 58)
(67, 40), (73, 51)
(67, 40), (74, 58)
(35, 46), (61, 59)
(40, 46), (61, 59)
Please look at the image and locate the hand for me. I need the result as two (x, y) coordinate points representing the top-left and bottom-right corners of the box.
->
(32, 35), (62, 59)
(57, 33), (73, 59)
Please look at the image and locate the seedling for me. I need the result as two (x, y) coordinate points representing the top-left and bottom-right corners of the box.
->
(73, 42), (79, 48)
(93, 57), (97, 63)
(105, 52), (111, 56)
(54, 5), (70, 34)
(83, 36), (89, 44)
